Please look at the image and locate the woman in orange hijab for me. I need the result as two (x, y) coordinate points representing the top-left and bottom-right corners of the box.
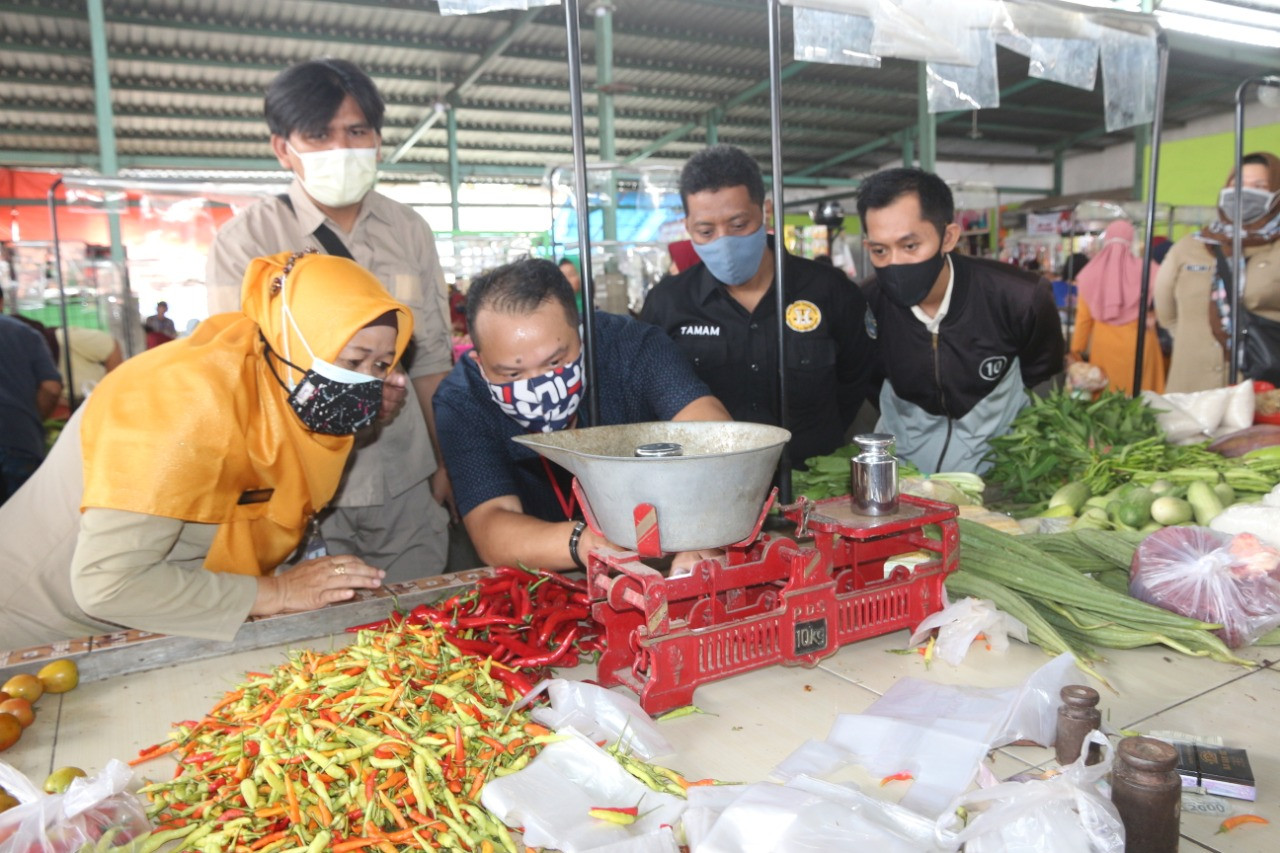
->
(0, 251), (413, 649)
(1068, 220), (1165, 395)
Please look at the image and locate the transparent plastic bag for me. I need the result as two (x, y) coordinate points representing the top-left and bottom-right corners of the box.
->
(926, 28), (1000, 112)
(792, 8), (880, 68)
(0, 760), (152, 853)
(909, 596), (1029, 665)
(515, 678), (674, 761)
(936, 731), (1124, 852)
(1099, 24), (1159, 132)
(1130, 527), (1280, 648)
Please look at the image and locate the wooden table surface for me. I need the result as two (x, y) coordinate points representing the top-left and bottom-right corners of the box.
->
(6, 627), (1276, 852)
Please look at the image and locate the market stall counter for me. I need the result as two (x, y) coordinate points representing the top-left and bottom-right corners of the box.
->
(4, 625), (1275, 852)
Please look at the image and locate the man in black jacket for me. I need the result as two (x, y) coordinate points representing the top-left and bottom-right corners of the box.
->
(639, 145), (875, 467)
(857, 167), (1063, 474)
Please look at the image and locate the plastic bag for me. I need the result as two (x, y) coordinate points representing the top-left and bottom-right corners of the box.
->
(693, 775), (942, 852)
(1130, 526), (1280, 648)
(1141, 381), (1254, 444)
(909, 596), (1028, 665)
(516, 679), (674, 761)
(479, 728), (685, 853)
(1210, 483), (1280, 548)
(1067, 361), (1109, 394)
(0, 760), (152, 853)
(936, 731), (1124, 853)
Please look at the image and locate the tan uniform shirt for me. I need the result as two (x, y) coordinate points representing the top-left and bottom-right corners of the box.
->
(205, 182), (453, 503)
(54, 326), (116, 402)
(0, 408), (258, 650)
(1154, 235), (1280, 393)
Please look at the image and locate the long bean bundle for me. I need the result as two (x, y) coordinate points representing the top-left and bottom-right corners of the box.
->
(948, 520), (1253, 670)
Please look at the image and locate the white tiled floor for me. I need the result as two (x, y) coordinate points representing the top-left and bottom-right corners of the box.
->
(6, 628), (1276, 851)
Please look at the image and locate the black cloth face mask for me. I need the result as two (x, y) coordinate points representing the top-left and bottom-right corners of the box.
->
(876, 250), (946, 309)
(264, 339), (383, 435)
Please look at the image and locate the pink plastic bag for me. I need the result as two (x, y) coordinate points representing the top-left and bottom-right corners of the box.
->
(1129, 526), (1280, 648)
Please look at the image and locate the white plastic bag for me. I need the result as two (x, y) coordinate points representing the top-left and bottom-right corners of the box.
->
(0, 760), (152, 852)
(693, 776), (943, 853)
(936, 731), (1124, 852)
(479, 728), (685, 853)
(1141, 381), (1254, 444)
(516, 679), (674, 760)
(909, 596), (1029, 665)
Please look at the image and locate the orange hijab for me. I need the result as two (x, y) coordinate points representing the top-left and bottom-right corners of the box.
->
(80, 251), (412, 575)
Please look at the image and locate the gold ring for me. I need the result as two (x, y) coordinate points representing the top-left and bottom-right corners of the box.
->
(334, 563), (346, 575)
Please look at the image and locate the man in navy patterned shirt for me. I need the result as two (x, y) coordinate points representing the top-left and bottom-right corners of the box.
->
(434, 258), (729, 570)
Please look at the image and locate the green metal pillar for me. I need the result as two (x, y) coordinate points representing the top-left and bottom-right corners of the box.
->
(595, 2), (617, 248)
(447, 105), (460, 232)
(916, 64), (937, 172)
(902, 128), (915, 167)
(705, 109), (720, 146)
(1053, 149), (1064, 196)
(86, 0), (123, 266)
(1132, 125), (1149, 201)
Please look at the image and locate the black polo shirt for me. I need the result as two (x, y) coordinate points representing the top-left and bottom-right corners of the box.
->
(639, 237), (874, 466)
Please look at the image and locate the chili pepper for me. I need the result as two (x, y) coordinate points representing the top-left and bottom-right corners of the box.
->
(879, 771), (914, 786)
(536, 607), (591, 647)
(1218, 814), (1269, 833)
(655, 705), (710, 721)
(588, 805), (639, 825)
(509, 626), (581, 668)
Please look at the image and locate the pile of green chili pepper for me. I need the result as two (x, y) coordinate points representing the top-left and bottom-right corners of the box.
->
(346, 565), (601, 672)
(984, 388), (1162, 506)
(131, 624), (555, 852)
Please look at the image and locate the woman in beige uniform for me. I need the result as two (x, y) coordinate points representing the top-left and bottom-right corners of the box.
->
(0, 250), (412, 649)
(1155, 152), (1280, 392)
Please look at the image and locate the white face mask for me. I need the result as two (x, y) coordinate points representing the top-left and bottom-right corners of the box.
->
(287, 142), (378, 208)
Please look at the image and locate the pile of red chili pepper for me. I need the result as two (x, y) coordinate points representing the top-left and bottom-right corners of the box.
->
(130, 624), (556, 853)
(347, 565), (602, 674)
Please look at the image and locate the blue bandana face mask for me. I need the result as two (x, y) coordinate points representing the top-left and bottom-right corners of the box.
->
(483, 353), (585, 434)
(692, 222), (768, 286)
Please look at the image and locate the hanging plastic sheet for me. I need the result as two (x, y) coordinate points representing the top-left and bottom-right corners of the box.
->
(792, 8), (880, 69)
(926, 27), (1000, 112)
(1100, 25), (1159, 132)
(1027, 36), (1100, 90)
(436, 0), (558, 15)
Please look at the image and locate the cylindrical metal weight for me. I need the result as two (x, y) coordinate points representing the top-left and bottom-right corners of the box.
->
(1111, 736), (1181, 853)
(851, 433), (899, 516)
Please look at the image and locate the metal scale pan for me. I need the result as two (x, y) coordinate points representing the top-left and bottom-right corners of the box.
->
(513, 421), (790, 553)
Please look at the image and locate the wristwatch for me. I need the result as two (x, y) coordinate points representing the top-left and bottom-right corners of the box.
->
(568, 520), (588, 569)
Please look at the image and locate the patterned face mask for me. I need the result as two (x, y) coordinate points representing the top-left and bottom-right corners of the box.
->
(266, 261), (383, 435)
(266, 344), (383, 435)
(484, 353), (585, 433)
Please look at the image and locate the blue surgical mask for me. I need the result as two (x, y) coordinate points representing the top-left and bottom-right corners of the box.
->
(692, 223), (768, 286)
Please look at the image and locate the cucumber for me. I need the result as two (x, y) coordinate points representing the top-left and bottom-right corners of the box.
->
(1149, 479), (1175, 496)
(1084, 495), (1113, 511)
(1116, 487), (1157, 528)
(1150, 496), (1194, 526)
(1212, 481), (1235, 507)
(1186, 480), (1225, 526)
(1049, 481), (1091, 514)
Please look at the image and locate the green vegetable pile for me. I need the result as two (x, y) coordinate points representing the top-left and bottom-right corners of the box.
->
(793, 446), (984, 505)
(983, 389), (1161, 507)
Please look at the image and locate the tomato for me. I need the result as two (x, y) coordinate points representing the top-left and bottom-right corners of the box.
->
(37, 660), (79, 695)
(43, 767), (86, 794)
(0, 699), (33, 728)
(0, 714), (20, 751)
(2, 674), (43, 704)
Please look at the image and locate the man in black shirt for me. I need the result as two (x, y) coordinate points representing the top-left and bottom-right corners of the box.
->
(639, 145), (874, 466)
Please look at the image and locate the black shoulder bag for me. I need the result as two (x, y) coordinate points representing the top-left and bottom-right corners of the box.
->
(1210, 243), (1280, 384)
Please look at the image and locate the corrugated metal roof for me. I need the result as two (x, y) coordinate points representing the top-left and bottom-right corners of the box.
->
(0, 0), (1275, 188)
